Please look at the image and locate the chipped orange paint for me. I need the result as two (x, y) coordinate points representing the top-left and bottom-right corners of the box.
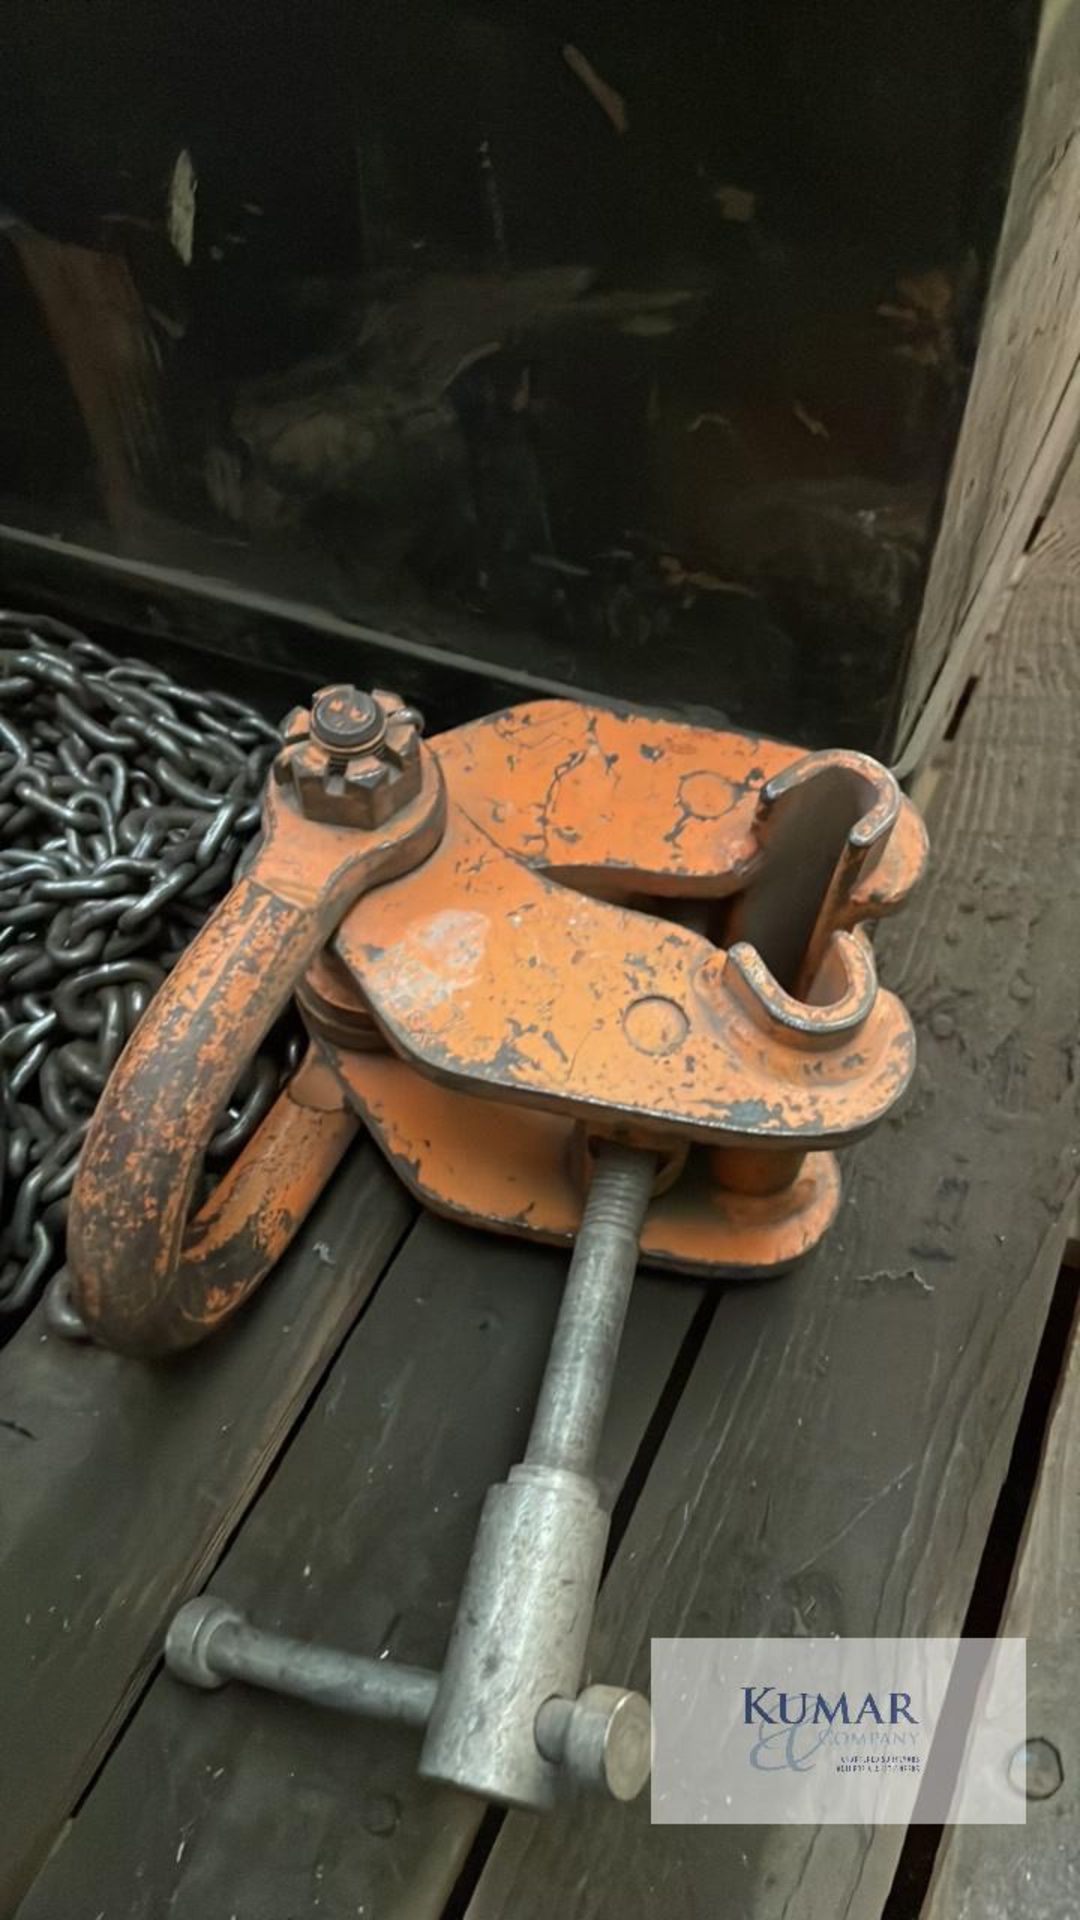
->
(429, 701), (926, 918)
(324, 1047), (842, 1277)
(332, 802), (915, 1146)
(67, 706), (445, 1356)
(70, 693), (927, 1353)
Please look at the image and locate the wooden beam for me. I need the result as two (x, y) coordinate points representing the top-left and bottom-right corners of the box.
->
(0, 1145), (411, 1914)
(896, 0), (1080, 773)
(923, 1292), (1079, 1918)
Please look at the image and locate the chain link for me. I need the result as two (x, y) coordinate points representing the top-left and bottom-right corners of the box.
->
(0, 610), (297, 1330)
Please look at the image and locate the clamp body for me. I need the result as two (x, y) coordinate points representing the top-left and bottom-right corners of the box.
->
(69, 688), (926, 1348)
(318, 701), (925, 1276)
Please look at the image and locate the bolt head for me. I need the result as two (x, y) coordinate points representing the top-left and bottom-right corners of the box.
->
(165, 1596), (243, 1690)
(1008, 1737), (1064, 1801)
(539, 1685), (652, 1801)
(311, 686), (384, 752)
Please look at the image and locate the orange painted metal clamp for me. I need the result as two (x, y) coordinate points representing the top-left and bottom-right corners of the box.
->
(314, 701), (927, 1275)
(68, 690), (926, 1355)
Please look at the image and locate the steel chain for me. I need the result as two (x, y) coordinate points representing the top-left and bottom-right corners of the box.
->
(0, 610), (297, 1331)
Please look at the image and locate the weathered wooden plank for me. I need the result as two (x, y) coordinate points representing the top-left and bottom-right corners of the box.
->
(464, 444), (1080, 1916)
(921, 1322), (1080, 1916)
(896, 0), (1080, 770)
(16, 1217), (702, 1920)
(0, 1144), (412, 1915)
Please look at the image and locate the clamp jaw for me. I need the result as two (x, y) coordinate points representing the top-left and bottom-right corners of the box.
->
(68, 688), (926, 1353)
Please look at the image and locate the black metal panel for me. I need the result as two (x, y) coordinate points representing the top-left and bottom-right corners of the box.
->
(1, 0), (1037, 750)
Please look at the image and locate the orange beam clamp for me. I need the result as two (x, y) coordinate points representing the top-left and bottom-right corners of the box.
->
(68, 692), (926, 1354)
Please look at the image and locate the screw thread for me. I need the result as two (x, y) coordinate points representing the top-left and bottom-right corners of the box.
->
(524, 1143), (655, 1476)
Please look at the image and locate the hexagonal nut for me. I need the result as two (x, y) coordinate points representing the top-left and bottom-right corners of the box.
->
(272, 737), (305, 787)
(341, 750), (421, 828)
(371, 686), (406, 717)
(282, 705), (312, 740)
(287, 735), (422, 827)
(380, 717), (422, 774)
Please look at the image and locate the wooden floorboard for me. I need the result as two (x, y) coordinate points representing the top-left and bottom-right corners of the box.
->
(16, 1217), (702, 1920)
(462, 467), (1080, 1917)
(0, 1144), (412, 1916)
(922, 1297), (1080, 1920)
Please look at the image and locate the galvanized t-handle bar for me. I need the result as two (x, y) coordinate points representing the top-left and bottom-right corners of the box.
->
(167, 1141), (656, 1809)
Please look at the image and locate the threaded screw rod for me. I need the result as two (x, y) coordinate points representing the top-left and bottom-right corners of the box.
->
(524, 1142), (657, 1478)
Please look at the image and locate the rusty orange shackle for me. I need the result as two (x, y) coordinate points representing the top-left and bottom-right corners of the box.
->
(67, 688), (927, 1355)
